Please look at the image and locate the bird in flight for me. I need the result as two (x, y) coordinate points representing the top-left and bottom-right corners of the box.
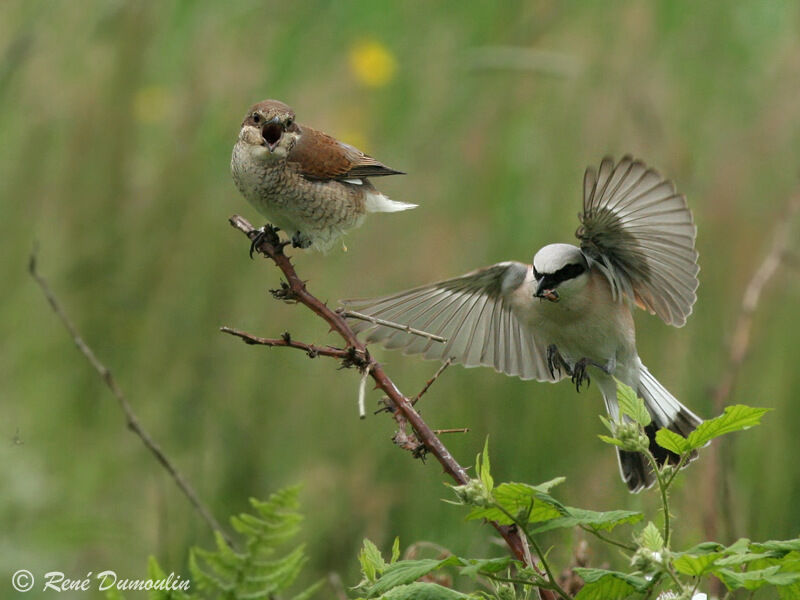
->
(231, 99), (414, 253)
(343, 156), (702, 492)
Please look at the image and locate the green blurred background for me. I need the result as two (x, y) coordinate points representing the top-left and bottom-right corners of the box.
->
(2, 0), (800, 595)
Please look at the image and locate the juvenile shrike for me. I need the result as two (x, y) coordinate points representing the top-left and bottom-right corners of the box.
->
(343, 156), (702, 492)
(231, 99), (414, 253)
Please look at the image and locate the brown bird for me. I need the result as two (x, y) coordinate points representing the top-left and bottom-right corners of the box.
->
(231, 99), (414, 252)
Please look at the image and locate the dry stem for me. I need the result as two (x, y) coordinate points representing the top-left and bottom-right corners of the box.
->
(338, 309), (448, 343)
(29, 249), (231, 546)
(703, 195), (799, 562)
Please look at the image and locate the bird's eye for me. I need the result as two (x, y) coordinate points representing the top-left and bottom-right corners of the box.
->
(252, 113), (261, 123)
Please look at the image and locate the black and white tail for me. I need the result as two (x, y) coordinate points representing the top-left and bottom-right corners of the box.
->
(617, 364), (703, 492)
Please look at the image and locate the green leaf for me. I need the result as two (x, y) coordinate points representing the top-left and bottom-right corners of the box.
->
(753, 539), (800, 554)
(531, 508), (643, 534)
(598, 434), (627, 449)
(477, 438), (493, 493)
(673, 552), (723, 576)
(573, 568), (649, 599)
(378, 582), (473, 600)
(365, 557), (460, 597)
(715, 565), (792, 590)
(391, 538), (401, 564)
(615, 379), (651, 426)
(639, 522), (664, 552)
(143, 556), (192, 600)
(359, 539), (388, 582)
(458, 557), (515, 578)
(465, 481), (564, 525)
(685, 405), (771, 450)
(654, 428), (692, 455)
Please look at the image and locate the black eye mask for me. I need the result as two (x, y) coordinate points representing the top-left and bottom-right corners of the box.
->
(536, 262), (586, 292)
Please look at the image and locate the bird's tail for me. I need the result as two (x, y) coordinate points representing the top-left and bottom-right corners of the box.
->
(364, 190), (417, 213)
(612, 363), (703, 492)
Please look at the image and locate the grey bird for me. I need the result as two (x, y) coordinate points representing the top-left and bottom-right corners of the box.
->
(231, 99), (415, 253)
(342, 155), (703, 492)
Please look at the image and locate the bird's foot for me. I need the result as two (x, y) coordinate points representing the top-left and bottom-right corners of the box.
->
(546, 344), (572, 379)
(291, 231), (313, 249)
(569, 357), (613, 392)
(571, 358), (592, 392)
(249, 224), (282, 259)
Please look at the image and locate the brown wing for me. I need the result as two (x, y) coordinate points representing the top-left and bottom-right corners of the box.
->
(288, 124), (404, 181)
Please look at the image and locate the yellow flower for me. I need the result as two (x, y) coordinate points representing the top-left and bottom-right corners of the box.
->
(348, 40), (397, 88)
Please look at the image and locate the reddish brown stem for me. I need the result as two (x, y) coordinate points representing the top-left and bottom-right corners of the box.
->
(226, 216), (550, 589)
(220, 326), (350, 360)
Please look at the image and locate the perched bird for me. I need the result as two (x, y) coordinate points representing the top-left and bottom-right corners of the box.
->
(343, 156), (702, 492)
(231, 99), (415, 252)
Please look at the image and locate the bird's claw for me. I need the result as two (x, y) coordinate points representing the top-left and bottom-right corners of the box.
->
(546, 344), (572, 380)
(571, 358), (591, 392)
(249, 224), (281, 259)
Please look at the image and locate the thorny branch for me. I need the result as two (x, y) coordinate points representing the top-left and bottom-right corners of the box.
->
(338, 309), (449, 343)
(29, 249), (232, 547)
(412, 358), (453, 406)
(224, 216), (557, 598)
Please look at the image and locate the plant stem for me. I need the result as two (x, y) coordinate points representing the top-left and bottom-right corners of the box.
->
(493, 504), (573, 600)
(579, 526), (637, 552)
(644, 452), (671, 547)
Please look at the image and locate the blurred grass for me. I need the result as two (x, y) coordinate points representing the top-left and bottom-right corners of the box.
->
(2, 0), (800, 592)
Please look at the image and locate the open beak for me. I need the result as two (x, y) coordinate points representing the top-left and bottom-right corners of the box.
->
(261, 117), (284, 151)
(534, 282), (560, 303)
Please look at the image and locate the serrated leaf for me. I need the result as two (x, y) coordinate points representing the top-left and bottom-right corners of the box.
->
(532, 508), (643, 534)
(365, 557), (459, 597)
(639, 522), (664, 552)
(673, 552), (723, 576)
(654, 428), (692, 455)
(465, 481), (564, 525)
(359, 539), (387, 582)
(685, 405), (771, 450)
(458, 557), (515, 578)
(715, 565), (785, 590)
(378, 581), (473, 599)
(573, 568), (649, 599)
(615, 380), (651, 426)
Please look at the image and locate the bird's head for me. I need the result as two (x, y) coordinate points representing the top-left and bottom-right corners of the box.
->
(239, 99), (301, 160)
(532, 243), (589, 303)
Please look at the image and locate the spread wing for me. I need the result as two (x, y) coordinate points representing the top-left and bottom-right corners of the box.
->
(341, 262), (557, 382)
(577, 155), (699, 327)
(289, 125), (404, 180)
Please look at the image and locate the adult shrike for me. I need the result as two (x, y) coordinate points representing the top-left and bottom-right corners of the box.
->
(343, 155), (702, 492)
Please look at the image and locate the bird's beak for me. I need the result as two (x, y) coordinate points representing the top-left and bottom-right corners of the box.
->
(534, 281), (560, 303)
(261, 117), (284, 152)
